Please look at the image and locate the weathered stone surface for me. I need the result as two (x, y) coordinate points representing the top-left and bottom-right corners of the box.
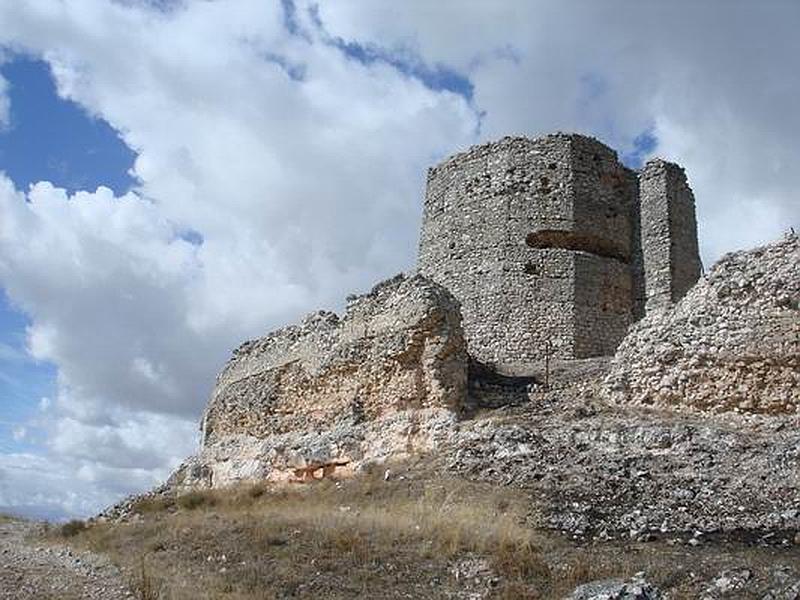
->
(605, 233), (799, 414)
(568, 574), (662, 599)
(417, 134), (701, 369)
(202, 273), (467, 443)
(101, 134), (797, 560)
(450, 394), (800, 539)
(417, 134), (638, 367)
(639, 159), (702, 311)
(177, 273), (467, 487)
(173, 408), (457, 489)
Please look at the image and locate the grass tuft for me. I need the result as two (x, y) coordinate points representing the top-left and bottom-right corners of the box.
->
(176, 490), (216, 510)
(130, 495), (174, 515)
(131, 554), (162, 600)
(59, 519), (87, 537)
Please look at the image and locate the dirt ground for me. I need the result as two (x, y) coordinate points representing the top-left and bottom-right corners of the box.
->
(16, 470), (798, 600)
(0, 516), (133, 599)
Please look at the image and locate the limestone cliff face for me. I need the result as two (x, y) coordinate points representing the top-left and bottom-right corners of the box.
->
(173, 274), (467, 488)
(605, 233), (799, 414)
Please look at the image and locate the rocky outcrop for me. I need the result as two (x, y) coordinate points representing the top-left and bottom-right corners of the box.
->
(604, 233), (799, 414)
(173, 273), (468, 488)
(449, 398), (800, 540)
(568, 574), (662, 599)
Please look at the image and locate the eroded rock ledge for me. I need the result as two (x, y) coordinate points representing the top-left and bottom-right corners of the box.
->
(173, 273), (467, 488)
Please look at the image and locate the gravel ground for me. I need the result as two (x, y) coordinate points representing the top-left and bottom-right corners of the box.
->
(0, 519), (134, 600)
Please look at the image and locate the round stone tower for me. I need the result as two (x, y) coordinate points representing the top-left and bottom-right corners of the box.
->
(417, 133), (640, 370)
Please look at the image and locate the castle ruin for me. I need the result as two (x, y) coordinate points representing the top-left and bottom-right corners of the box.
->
(165, 133), (798, 550)
(417, 133), (702, 369)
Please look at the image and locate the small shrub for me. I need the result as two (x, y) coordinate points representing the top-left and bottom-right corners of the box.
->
(329, 528), (370, 564)
(225, 483), (267, 509)
(247, 483), (266, 499)
(176, 490), (214, 510)
(131, 496), (173, 515)
(492, 537), (550, 580)
(60, 519), (87, 537)
(132, 555), (161, 600)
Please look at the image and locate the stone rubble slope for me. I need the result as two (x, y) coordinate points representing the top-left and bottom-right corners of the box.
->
(604, 233), (799, 414)
(172, 273), (467, 488)
(449, 396), (800, 540)
(0, 520), (133, 599)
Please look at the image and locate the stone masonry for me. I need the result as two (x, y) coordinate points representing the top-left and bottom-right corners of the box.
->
(417, 133), (701, 369)
(107, 134), (797, 555)
(639, 159), (703, 310)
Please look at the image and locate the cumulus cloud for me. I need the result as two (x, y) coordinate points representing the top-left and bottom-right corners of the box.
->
(0, 404), (195, 519)
(0, 176), (204, 517)
(309, 0), (800, 260)
(0, 177), (208, 415)
(0, 0), (477, 516)
(0, 0), (797, 517)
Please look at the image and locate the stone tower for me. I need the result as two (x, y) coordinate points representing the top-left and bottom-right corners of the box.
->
(639, 159), (703, 309)
(417, 133), (701, 370)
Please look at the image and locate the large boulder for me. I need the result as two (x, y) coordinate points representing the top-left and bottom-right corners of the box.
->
(605, 233), (799, 414)
(174, 273), (467, 488)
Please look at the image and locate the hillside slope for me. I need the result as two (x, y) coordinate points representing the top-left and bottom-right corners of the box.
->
(76, 233), (800, 599)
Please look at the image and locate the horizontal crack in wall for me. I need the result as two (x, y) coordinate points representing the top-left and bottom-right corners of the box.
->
(526, 229), (630, 263)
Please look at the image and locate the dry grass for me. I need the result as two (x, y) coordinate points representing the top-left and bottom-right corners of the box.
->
(129, 495), (174, 514)
(57, 465), (785, 599)
(64, 467), (565, 598)
(132, 555), (162, 600)
(59, 519), (88, 537)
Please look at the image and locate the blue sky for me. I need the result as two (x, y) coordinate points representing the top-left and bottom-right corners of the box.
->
(0, 57), (134, 462)
(0, 288), (55, 455)
(0, 0), (796, 521)
(0, 57), (136, 196)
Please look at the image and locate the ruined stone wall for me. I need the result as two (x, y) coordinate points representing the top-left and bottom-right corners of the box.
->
(418, 134), (637, 367)
(201, 274), (467, 445)
(605, 233), (799, 414)
(639, 159), (702, 309)
(569, 136), (639, 356)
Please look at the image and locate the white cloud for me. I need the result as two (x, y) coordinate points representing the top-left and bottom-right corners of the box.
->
(0, 0), (798, 517)
(309, 0), (800, 260)
(0, 0), (477, 516)
(0, 177), (214, 417)
(0, 409), (195, 520)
